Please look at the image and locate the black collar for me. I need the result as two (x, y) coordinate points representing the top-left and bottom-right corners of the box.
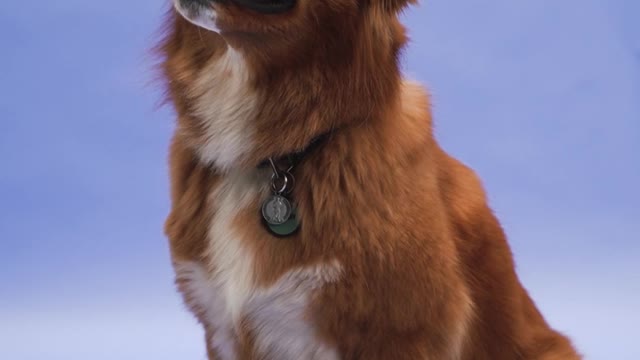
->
(257, 131), (333, 171)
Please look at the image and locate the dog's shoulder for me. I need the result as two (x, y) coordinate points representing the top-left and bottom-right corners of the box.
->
(438, 150), (489, 226)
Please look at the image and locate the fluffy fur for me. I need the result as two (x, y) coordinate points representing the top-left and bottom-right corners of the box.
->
(159, 0), (581, 358)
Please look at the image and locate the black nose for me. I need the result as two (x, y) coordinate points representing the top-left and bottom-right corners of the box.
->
(230, 0), (296, 14)
(180, 0), (226, 9)
(181, 0), (209, 4)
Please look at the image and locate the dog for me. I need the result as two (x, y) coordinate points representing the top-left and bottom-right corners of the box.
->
(159, 0), (581, 358)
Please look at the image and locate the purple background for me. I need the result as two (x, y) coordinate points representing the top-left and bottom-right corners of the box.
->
(1, 1), (638, 359)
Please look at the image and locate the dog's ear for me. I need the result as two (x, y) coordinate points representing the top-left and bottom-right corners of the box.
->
(379, 0), (417, 13)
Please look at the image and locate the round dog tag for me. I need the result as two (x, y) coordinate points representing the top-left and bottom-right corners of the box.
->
(262, 195), (292, 225)
(266, 208), (300, 237)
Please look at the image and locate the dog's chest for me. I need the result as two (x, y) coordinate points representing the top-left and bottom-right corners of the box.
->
(175, 171), (340, 360)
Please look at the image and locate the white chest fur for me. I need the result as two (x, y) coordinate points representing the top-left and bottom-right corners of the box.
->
(189, 46), (258, 171)
(174, 171), (341, 360)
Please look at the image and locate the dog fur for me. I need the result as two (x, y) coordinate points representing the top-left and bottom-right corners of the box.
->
(159, 0), (581, 358)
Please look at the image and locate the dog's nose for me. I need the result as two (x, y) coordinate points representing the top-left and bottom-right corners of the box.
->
(180, 0), (228, 9)
(179, 0), (294, 14)
(181, 0), (215, 6)
(231, 0), (296, 14)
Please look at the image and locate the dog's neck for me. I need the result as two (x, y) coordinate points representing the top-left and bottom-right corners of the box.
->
(162, 10), (408, 172)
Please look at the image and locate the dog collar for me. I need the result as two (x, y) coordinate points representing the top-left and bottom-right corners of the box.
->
(257, 131), (332, 237)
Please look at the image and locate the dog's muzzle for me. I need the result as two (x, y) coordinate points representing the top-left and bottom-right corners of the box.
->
(181, 0), (296, 14)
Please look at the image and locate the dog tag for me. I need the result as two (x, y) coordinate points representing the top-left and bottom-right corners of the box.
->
(262, 194), (292, 225)
(266, 207), (300, 237)
(262, 159), (301, 237)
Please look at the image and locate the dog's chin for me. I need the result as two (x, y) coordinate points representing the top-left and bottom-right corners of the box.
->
(173, 0), (221, 33)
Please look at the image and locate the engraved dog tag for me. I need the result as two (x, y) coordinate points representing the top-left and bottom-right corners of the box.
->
(262, 194), (292, 225)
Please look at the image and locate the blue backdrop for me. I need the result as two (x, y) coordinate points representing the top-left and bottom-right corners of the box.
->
(1, 1), (638, 359)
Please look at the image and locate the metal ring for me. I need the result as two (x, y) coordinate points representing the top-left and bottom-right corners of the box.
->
(271, 172), (289, 194)
(283, 172), (295, 194)
(271, 172), (295, 194)
(267, 158), (280, 179)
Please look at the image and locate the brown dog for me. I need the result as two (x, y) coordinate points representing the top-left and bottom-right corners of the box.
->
(159, 0), (581, 358)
